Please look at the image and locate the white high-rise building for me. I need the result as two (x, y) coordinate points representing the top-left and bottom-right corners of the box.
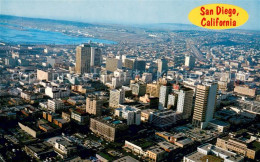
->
(176, 88), (194, 119)
(47, 99), (64, 112)
(185, 55), (195, 69)
(109, 89), (125, 108)
(159, 84), (172, 109)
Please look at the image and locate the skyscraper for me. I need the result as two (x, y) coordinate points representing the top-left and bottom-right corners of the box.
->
(192, 83), (218, 129)
(86, 95), (103, 116)
(109, 88), (125, 108)
(159, 84), (172, 109)
(157, 59), (168, 75)
(185, 55), (195, 69)
(176, 88), (194, 120)
(75, 44), (91, 74)
(90, 47), (101, 67)
(76, 44), (101, 74)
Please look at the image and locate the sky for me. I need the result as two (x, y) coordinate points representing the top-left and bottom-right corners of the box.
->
(0, 0), (259, 30)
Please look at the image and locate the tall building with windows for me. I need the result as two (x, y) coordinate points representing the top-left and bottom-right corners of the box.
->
(75, 44), (101, 74)
(176, 88), (194, 119)
(90, 47), (101, 67)
(106, 58), (122, 72)
(159, 84), (172, 109)
(86, 95), (103, 116)
(192, 83), (218, 129)
(185, 55), (195, 69)
(75, 44), (92, 74)
(157, 59), (168, 75)
(109, 89), (125, 108)
(146, 83), (160, 97)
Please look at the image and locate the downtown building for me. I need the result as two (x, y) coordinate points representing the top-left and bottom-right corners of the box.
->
(86, 95), (103, 116)
(75, 43), (101, 74)
(90, 116), (128, 142)
(114, 105), (141, 125)
(184, 55), (195, 69)
(106, 57), (123, 72)
(109, 88), (125, 108)
(192, 83), (218, 129)
(176, 87), (194, 120)
(159, 84), (172, 109)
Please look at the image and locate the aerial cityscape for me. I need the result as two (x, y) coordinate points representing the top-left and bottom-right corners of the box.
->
(0, 0), (260, 162)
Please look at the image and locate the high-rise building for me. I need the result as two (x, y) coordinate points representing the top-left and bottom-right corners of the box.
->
(185, 55), (195, 69)
(90, 47), (101, 67)
(86, 95), (103, 116)
(75, 44), (92, 74)
(124, 58), (135, 70)
(157, 59), (168, 75)
(176, 88), (194, 119)
(192, 83), (218, 129)
(130, 82), (146, 96)
(146, 83), (160, 97)
(134, 59), (146, 73)
(106, 58), (122, 72)
(159, 84), (172, 109)
(47, 99), (64, 113)
(167, 93), (178, 109)
(109, 89), (125, 108)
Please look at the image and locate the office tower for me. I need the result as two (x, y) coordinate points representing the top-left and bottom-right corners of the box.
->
(134, 59), (146, 72)
(192, 83), (218, 129)
(130, 82), (146, 96)
(146, 83), (160, 97)
(86, 95), (103, 116)
(185, 55), (195, 69)
(167, 93), (178, 109)
(124, 59), (135, 69)
(159, 84), (172, 109)
(109, 89), (125, 108)
(75, 44), (91, 74)
(176, 88), (194, 119)
(106, 58), (122, 72)
(90, 47), (101, 67)
(157, 59), (168, 75)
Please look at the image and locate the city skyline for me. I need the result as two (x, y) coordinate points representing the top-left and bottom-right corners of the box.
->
(0, 0), (259, 30)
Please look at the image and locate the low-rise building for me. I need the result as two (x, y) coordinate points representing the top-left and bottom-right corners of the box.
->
(24, 142), (55, 160)
(216, 137), (260, 160)
(54, 138), (76, 159)
(183, 143), (244, 162)
(90, 117), (128, 142)
(146, 146), (167, 162)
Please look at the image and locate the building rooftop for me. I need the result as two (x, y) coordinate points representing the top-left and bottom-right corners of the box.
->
(113, 156), (139, 162)
(147, 146), (165, 154)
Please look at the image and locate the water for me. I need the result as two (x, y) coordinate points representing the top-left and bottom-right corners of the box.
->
(0, 23), (117, 45)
